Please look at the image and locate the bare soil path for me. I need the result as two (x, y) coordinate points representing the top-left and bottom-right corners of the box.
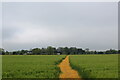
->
(58, 56), (81, 79)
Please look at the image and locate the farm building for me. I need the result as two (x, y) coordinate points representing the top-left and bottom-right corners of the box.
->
(57, 53), (61, 55)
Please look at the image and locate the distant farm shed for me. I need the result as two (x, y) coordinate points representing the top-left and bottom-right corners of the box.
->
(57, 53), (61, 55)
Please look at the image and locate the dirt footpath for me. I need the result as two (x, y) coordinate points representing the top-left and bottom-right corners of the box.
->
(58, 56), (81, 79)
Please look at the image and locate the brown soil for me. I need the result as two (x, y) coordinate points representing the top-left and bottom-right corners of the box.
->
(58, 56), (81, 79)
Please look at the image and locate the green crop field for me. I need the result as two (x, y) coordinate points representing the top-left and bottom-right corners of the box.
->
(69, 54), (118, 78)
(2, 54), (119, 79)
(2, 55), (66, 78)
(0, 55), (2, 80)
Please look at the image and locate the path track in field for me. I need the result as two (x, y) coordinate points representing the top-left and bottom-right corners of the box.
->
(58, 56), (81, 79)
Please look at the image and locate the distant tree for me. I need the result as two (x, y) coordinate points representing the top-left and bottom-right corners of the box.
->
(9, 52), (13, 55)
(89, 51), (95, 54)
(32, 48), (41, 55)
(71, 47), (78, 54)
(0, 48), (5, 55)
(20, 50), (28, 55)
(85, 48), (89, 54)
(105, 49), (117, 54)
(118, 50), (120, 54)
(57, 47), (63, 54)
(1, 47), (118, 55)
(94, 51), (97, 54)
(53, 47), (57, 55)
(12, 51), (17, 55)
(77, 48), (85, 54)
(97, 51), (104, 54)
(46, 46), (55, 55)
(5, 51), (10, 55)
(63, 47), (69, 55)
(41, 48), (46, 55)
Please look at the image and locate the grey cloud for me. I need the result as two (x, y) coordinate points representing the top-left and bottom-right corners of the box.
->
(0, 3), (2, 48)
(2, 2), (118, 51)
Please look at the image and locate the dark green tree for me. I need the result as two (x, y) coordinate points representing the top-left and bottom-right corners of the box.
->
(46, 46), (55, 55)
(69, 47), (77, 55)
(0, 48), (5, 55)
(32, 48), (41, 55)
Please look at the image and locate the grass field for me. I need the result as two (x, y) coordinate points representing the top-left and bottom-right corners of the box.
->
(69, 54), (118, 78)
(0, 55), (2, 80)
(2, 55), (66, 78)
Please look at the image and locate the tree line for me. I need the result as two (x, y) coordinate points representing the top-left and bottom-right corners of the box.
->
(0, 46), (119, 55)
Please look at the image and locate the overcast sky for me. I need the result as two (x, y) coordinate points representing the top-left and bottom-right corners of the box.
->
(0, 2), (2, 48)
(2, 2), (118, 51)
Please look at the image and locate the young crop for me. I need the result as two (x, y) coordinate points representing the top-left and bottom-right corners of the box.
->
(2, 55), (66, 78)
(69, 54), (118, 79)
